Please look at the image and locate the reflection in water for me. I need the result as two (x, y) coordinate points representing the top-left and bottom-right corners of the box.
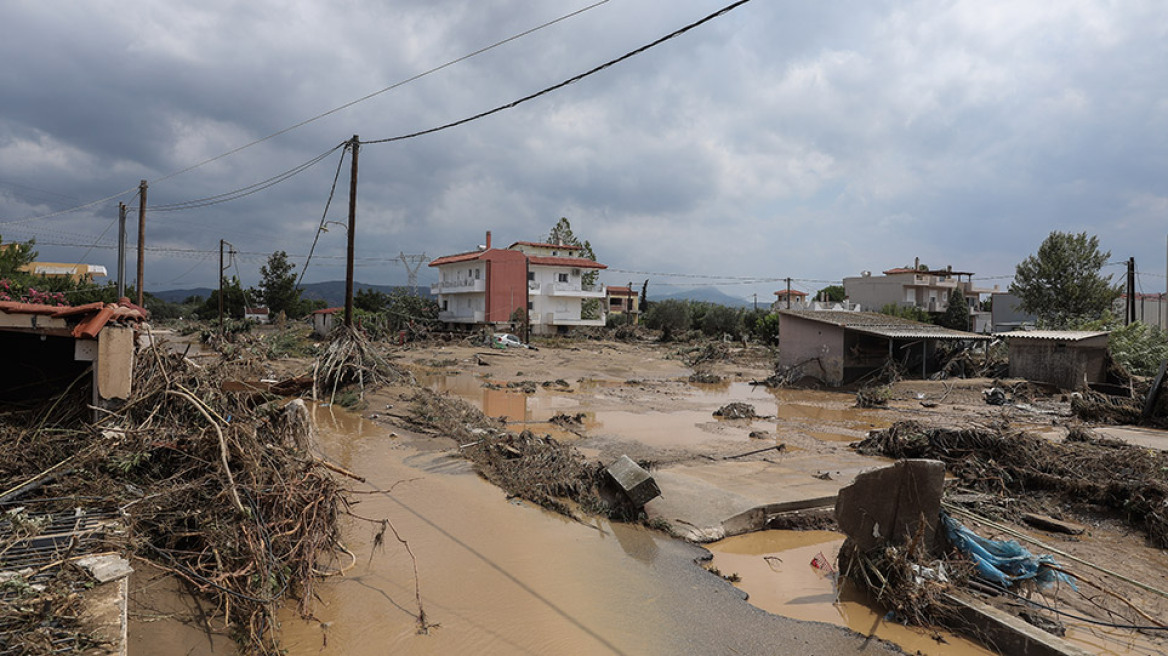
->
(708, 530), (993, 656)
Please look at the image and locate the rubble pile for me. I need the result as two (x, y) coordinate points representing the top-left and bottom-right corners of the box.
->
(857, 421), (1168, 547)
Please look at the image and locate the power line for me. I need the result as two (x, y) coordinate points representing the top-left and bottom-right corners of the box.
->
(0, 1), (611, 226)
(362, 0), (755, 145)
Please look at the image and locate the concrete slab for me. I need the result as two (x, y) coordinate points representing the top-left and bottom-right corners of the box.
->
(1094, 425), (1168, 451)
(645, 451), (888, 541)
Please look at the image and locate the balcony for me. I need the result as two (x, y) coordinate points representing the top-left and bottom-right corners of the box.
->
(430, 278), (485, 294)
(543, 282), (605, 298)
(437, 310), (484, 324)
(542, 312), (605, 327)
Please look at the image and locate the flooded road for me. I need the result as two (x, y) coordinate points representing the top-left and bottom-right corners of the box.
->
(707, 530), (993, 656)
(270, 405), (902, 655)
(418, 371), (890, 447)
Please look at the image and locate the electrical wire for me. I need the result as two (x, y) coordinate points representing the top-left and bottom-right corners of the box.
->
(362, 0), (755, 145)
(297, 145), (349, 289)
(148, 143), (345, 212)
(0, 1), (611, 225)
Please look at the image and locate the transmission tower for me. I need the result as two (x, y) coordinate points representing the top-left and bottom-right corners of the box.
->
(397, 252), (427, 294)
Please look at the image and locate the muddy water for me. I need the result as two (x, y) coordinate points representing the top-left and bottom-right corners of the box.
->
(420, 371), (890, 447)
(269, 405), (898, 655)
(707, 530), (994, 656)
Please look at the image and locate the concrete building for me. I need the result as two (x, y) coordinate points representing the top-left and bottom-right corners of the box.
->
(996, 330), (1110, 390)
(606, 286), (640, 324)
(843, 259), (992, 332)
(778, 310), (990, 386)
(989, 292), (1036, 333)
(429, 231), (607, 335)
(310, 307), (341, 337)
(1115, 293), (1167, 330)
(18, 262), (109, 283)
(771, 289), (807, 310)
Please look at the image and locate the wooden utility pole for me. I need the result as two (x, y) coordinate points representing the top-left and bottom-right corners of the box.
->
(136, 180), (147, 306)
(1127, 257), (1136, 325)
(116, 203), (127, 298)
(344, 136), (359, 328)
(786, 277), (792, 309)
(219, 239), (226, 329)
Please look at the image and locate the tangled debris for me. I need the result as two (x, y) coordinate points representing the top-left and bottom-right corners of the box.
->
(713, 402), (759, 419)
(856, 421), (1168, 547)
(0, 345), (347, 655)
(315, 325), (410, 405)
(855, 385), (892, 408)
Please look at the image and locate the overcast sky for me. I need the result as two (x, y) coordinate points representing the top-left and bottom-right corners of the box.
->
(1, 0), (1165, 302)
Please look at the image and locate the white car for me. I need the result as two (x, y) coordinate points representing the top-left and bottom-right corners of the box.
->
(493, 333), (529, 349)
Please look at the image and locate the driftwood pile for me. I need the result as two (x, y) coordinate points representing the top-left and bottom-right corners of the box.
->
(0, 345), (347, 655)
(857, 421), (1168, 547)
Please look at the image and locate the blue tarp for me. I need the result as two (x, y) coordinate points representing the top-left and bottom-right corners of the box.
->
(942, 513), (1075, 590)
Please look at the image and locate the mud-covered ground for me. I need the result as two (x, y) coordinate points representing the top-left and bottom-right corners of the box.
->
(367, 336), (1167, 652)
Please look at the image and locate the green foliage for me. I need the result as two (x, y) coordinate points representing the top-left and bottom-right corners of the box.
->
(1077, 313), (1168, 377)
(258, 251), (303, 317)
(701, 304), (743, 339)
(817, 285), (845, 302)
(1010, 231), (1119, 328)
(0, 236), (37, 277)
(879, 303), (931, 323)
(196, 276), (247, 320)
(745, 310), (781, 345)
(547, 217), (599, 287)
(644, 299), (692, 341)
(354, 288), (390, 312)
(936, 288), (970, 331)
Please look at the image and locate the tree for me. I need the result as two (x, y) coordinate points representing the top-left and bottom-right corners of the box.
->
(197, 276), (247, 320)
(1010, 231), (1118, 327)
(936, 288), (970, 331)
(355, 288), (390, 312)
(644, 299), (691, 341)
(816, 285), (845, 303)
(702, 304), (743, 339)
(0, 236), (36, 277)
(546, 217), (602, 319)
(258, 251), (303, 317)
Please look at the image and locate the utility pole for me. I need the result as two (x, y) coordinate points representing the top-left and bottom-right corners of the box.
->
(116, 203), (127, 298)
(753, 293), (757, 311)
(219, 239), (226, 329)
(1127, 257), (1136, 325)
(344, 136), (359, 328)
(136, 179), (147, 307)
(786, 277), (792, 309)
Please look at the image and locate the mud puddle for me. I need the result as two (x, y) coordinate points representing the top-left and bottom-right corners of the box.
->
(707, 530), (992, 656)
(420, 372), (889, 448)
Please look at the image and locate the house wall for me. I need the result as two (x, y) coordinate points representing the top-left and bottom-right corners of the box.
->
(843, 275), (908, 311)
(778, 315), (846, 385)
(991, 293), (1035, 332)
(529, 266), (585, 327)
(1007, 337), (1109, 390)
(485, 252), (527, 323)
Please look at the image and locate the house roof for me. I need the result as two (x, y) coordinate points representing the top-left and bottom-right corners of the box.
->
(311, 307), (343, 315)
(993, 330), (1109, 342)
(774, 289), (808, 297)
(527, 256), (606, 269)
(780, 310), (990, 340)
(508, 241), (581, 251)
(607, 286), (634, 294)
(882, 267), (975, 276)
(428, 250), (487, 267)
(0, 298), (146, 339)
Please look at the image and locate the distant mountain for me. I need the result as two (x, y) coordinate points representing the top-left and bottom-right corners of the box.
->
(652, 288), (753, 308)
(153, 281), (432, 307)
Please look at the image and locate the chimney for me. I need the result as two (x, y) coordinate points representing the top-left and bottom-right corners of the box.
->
(914, 257), (920, 270)
(486, 231), (492, 250)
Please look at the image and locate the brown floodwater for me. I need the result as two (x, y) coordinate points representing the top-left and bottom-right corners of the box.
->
(706, 530), (993, 656)
(419, 371), (890, 447)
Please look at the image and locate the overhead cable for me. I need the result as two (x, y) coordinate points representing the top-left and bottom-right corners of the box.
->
(362, 0), (754, 145)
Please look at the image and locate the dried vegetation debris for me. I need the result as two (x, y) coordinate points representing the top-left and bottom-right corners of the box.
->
(857, 420), (1168, 547)
(0, 344), (347, 655)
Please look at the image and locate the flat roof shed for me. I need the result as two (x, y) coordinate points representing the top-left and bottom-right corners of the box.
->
(994, 330), (1110, 390)
(778, 310), (990, 386)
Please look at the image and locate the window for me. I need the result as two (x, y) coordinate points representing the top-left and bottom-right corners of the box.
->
(527, 271), (535, 281)
(558, 273), (568, 283)
(527, 301), (533, 311)
(610, 298), (622, 309)
(475, 268), (481, 280)
(441, 300), (448, 311)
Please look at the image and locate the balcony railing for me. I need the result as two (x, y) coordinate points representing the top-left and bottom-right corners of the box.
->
(431, 278), (485, 294)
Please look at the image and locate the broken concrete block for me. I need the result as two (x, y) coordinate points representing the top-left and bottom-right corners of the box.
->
(75, 554), (134, 583)
(605, 455), (661, 507)
(834, 459), (945, 554)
